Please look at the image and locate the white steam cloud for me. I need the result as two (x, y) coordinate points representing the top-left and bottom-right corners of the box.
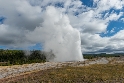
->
(26, 6), (84, 62)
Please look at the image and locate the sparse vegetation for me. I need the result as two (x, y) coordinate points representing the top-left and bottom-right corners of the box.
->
(0, 49), (124, 82)
(1, 63), (124, 83)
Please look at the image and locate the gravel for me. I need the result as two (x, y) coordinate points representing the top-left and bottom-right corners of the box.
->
(0, 57), (121, 79)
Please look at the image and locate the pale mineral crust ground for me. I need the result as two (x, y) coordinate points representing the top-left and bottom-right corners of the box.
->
(0, 57), (124, 81)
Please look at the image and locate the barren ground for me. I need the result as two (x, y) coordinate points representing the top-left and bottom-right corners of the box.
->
(0, 57), (124, 83)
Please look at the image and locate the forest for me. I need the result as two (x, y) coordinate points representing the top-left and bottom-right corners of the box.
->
(0, 49), (123, 66)
(0, 49), (46, 66)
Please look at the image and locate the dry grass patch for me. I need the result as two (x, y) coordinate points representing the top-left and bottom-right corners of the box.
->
(1, 63), (124, 83)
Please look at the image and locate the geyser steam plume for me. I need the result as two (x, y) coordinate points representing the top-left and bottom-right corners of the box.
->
(27, 6), (84, 62)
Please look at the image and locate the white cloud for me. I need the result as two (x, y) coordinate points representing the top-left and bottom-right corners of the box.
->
(0, 0), (124, 54)
(15, 0), (42, 20)
(121, 18), (124, 22)
(94, 0), (124, 12)
(111, 30), (124, 40)
(105, 12), (123, 21)
(110, 27), (115, 33)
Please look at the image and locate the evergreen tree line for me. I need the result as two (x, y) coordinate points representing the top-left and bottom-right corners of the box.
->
(83, 53), (123, 59)
(0, 49), (123, 66)
(0, 49), (47, 66)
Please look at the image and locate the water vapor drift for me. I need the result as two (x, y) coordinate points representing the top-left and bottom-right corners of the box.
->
(26, 6), (84, 62)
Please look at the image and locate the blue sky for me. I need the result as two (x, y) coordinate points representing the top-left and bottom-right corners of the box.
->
(81, 0), (93, 7)
(100, 21), (124, 37)
(0, 0), (124, 54)
(81, 0), (124, 37)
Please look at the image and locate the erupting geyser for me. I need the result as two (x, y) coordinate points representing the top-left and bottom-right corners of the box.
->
(27, 6), (84, 62)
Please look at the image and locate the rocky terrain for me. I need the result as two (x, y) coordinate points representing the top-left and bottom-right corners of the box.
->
(0, 57), (124, 80)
